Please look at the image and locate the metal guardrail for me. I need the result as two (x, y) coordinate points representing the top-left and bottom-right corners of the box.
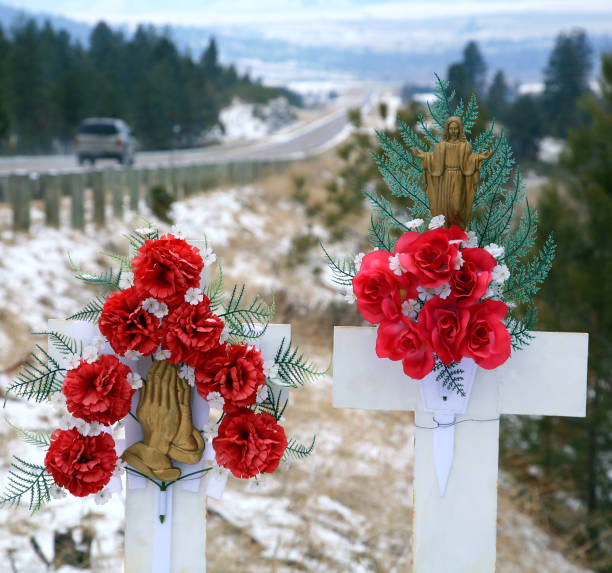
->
(0, 159), (292, 231)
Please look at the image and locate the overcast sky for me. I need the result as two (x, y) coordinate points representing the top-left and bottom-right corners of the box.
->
(6, 0), (612, 26)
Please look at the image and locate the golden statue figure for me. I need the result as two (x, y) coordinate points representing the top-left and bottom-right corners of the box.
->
(410, 116), (491, 230)
(122, 361), (205, 481)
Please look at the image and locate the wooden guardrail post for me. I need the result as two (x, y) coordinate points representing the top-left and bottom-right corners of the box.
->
(71, 171), (85, 230)
(128, 168), (140, 211)
(111, 168), (124, 218)
(42, 172), (60, 228)
(92, 170), (106, 226)
(9, 173), (31, 232)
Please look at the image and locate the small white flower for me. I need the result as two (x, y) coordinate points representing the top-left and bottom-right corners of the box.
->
(353, 252), (365, 271)
(94, 489), (113, 505)
(249, 474), (267, 491)
(64, 353), (81, 370)
(507, 300), (517, 309)
(82, 345), (99, 364)
(485, 243), (505, 260)
(185, 287), (204, 305)
(49, 391), (66, 406)
(142, 297), (160, 314)
(113, 419), (125, 436)
(74, 418), (90, 435)
(170, 225), (185, 239)
(114, 459), (128, 476)
(263, 359), (280, 381)
(135, 227), (155, 235)
(485, 283), (504, 300)
(401, 299), (419, 320)
(256, 384), (269, 404)
(92, 336), (107, 351)
(405, 218), (424, 229)
(206, 392), (225, 409)
(219, 326), (230, 344)
(211, 464), (229, 481)
(428, 215), (446, 230)
(58, 412), (75, 431)
(462, 231), (478, 248)
(388, 254), (405, 276)
(127, 372), (143, 389)
(87, 422), (107, 436)
(124, 350), (143, 360)
(202, 422), (219, 440)
(49, 485), (67, 499)
(454, 251), (464, 270)
(179, 364), (196, 386)
(155, 302), (169, 319)
(154, 347), (172, 361)
(118, 272), (134, 290)
(343, 291), (356, 304)
(203, 247), (217, 266)
(491, 263), (510, 284)
(417, 286), (436, 302)
(435, 283), (452, 300)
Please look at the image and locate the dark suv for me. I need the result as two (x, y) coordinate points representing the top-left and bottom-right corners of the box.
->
(75, 118), (135, 165)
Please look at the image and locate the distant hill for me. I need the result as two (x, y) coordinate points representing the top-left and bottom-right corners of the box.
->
(0, 2), (610, 86)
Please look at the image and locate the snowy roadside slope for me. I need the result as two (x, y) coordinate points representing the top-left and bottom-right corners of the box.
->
(0, 188), (591, 572)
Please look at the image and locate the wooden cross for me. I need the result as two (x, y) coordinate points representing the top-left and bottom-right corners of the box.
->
(48, 319), (291, 573)
(333, 326), (588, 573)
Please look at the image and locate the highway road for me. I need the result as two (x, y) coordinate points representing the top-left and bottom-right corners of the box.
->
(0, 99), (357, 175)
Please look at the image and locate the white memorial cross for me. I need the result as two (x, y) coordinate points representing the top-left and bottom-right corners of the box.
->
(333, 326), (588, 573)
(48, 319), (291, 573)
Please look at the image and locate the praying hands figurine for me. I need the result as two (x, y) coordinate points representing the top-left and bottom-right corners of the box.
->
(121, 361), (205, 481)
(409, 116), (492, 230)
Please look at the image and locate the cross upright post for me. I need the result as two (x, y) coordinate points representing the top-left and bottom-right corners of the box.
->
(333, 326), (588, 573)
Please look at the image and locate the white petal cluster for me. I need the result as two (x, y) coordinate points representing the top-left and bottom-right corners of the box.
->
(343, 291), (356, 304)
(48, 391), (66, 406)
(124, 349), (143, 360)
(203, 247), (217, 266)
(401, 299), (419, 320)
(93, 336), (107, 351)
(485, 282), (504, 301)
(127, 372), (143, 389)
(249, 474), (267, 491)
(428, 215), (446, 230)
(118, 272), (134, 290)
(206, 392), (225, 409)
(203, 422), (219, 440)
(353, 252), (365, 271)
(405, 218), (424, 230)
(491, 263), (510, 284)
(256, 384), (269, 404)
(142, 298), (168, 319)
(94, 489), (113, 505)
(219, 326), (230, 344)
(185, 287), (204, 305)
(485, 243), (505, 260)
(461, 231), (479, 248)
(263, 360), (280, 382)
(64, 354), (81, 370)
(179, 364), (196, 386)
(170, 225), (185, 239)
(417, 286), (436, 302)
(436, 283), (452, 300)
(153, 348), (172, 361)
(454, 251), (464, 270)
(388, 254), (405, 276)
(211, 463), (229, 481)
(49, 485), (67, 499)
(135, 227), (155, 235)
(82, 345), (99, 364)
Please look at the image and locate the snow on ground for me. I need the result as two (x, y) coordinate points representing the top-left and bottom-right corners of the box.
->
(0, 179), (593, 572)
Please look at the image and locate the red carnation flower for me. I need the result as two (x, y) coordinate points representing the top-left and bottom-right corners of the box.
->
(195, 344), (265, 408)
(352, 251), (416, 324)
(132, 235), (203, 302)
(450, 248), (496, 306)
(461, 300), (511, 369)
(163, 299), (225, 367)
(45, 428), (117, 497)
(99, 287), (161, 356)
(213, 409), (287, 478)
(62, 355), (135, 425)
(396, 226), (467, 288)
(376, 317), (435, 379)
(418, 297), (470, 365)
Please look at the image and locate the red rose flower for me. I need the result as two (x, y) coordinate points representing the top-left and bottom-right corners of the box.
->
(163, 298), (225, 367)
(99, 287), (161, 356)
(132, 234), (204, 302)
(63, 355), (135, 425)
(45, 428), (117, 497)
(213, 409), (287, 478)
(195, 344), (265, 408)
(450, 248), (496, 306)
(397, 226), (467, 288)
(352, 251), (416, 324)
(376, 318), (435, 379)
(418, 297), (470, 365)
(461, 300), (511, 369)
